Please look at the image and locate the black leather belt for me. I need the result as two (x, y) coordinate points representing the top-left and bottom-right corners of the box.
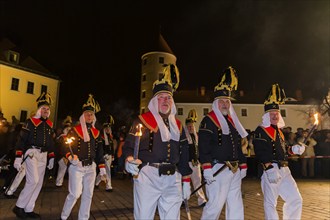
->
(80, 159), (93, 166)
(143, 163), (177, 176)
(272, 160), (288, 168)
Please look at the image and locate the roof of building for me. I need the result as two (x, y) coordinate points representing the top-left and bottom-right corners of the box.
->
(0, 38), (60, 80)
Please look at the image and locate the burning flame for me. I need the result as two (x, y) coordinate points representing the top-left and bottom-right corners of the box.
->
(313, 113), (319, 126)
(65, 137), (75, 145)
(135, 124), (143, 137)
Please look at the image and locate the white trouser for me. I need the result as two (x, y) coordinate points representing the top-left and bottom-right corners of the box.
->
(95, 155), (112, 189)
(61, 162), (96, 220)
(133, 165), (182, 220)
(201, 163), (244, 220)
(189, 162), (207, 206)
(56, 158), (68, 186)
(261, 164), (302, 220)
(16, 149), (47, 213)
(6, 163), (26, 195)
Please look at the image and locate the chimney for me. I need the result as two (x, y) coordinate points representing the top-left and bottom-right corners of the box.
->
(200, 86), (206, 96)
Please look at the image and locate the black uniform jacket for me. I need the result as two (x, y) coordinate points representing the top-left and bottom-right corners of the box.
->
(65, 123), (105, 167)
(198, 111), (246, 164)
(253, 125), (287, 164)
(123, 111), (192, 176)
(15, 117), (55, 158)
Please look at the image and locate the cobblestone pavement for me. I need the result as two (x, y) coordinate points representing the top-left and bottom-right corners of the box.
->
(0, 176), (329, 219)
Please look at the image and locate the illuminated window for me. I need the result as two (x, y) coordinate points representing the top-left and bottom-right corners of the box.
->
(241, 108), (247, 117)
(11, 78), (19, 91)
(178, 108), (183, 115)
(7, 50), (20, 64)
(203, 108), (209, 116)
(27, 81), (34, 94)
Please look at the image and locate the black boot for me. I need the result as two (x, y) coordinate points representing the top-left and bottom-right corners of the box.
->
(13, 206), (27, 219)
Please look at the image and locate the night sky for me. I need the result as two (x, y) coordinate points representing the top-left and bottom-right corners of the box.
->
(1, 0), (329, 122)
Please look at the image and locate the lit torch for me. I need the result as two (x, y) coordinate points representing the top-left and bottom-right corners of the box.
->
(303, 113), (319, 144)
(134, 124), (143, 160)
(65, 137), (75, 157)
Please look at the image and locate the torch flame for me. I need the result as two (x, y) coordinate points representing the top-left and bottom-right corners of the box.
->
(65, 137), (75, 145)
(135, 124), (143, 137)
(313, 113), (319, 126)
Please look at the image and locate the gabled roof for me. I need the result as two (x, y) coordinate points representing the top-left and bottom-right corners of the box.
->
(0, 38), (59, 80)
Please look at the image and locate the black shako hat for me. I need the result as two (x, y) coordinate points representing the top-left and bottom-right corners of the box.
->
(264, 83), (286, 112)
(36, 92), (52, 108)
(214, 66), (238, 100)
(82, 94), (101, 113)
(185, 109), (198, 124)
(103, 115), (114, 127)
(152, 64), (180, 97)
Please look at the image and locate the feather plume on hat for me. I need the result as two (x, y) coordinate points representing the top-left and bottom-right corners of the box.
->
(186, 109), (198, 124)
(152, 63), (180, 96)
(82, 94), (101, 113)
(36, 92), (52, 108)
(214, 66), (238, 100)
(264, 83), (286, 112)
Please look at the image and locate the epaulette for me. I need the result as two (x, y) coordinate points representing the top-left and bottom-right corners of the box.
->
(73, 125), (100, 140)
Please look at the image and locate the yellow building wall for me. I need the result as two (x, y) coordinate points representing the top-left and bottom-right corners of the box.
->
(0, 64), (59, 123)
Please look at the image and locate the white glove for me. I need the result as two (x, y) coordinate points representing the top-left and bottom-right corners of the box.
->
(182, 181), (191, 200)
(99, 167), (106, 176)
(104, 154), (110, 160)
(292, 143), (306, 155)
(14, 157), (22, 172)
(203, 168), (215, 185)
(240, 167), (247, 179)
(68, 155), (79, 166)
(47, 158), (54, 169)
(125, 156), (142, 176)
(265, 167), (281, 184)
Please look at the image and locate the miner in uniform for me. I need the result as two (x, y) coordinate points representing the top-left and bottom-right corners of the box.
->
(95, 115), (117, 192)
(55, 115), (73, 187)
(60, 94), (106, 220)
(253, 83), (305, 220)
(199, 66), (249, 220)
(12, 92), (56, 219)
(123, 64), (192, 220)
(183, 109), (207, 207)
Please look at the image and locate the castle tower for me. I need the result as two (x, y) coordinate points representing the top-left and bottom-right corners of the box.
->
(140, 34), (176, 113)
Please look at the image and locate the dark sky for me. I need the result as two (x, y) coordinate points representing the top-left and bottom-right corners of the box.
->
(1, 0), (329, 120)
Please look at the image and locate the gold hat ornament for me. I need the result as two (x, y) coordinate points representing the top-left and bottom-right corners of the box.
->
(214, 66), (238, 100)
(82, 94), (101, 113)
(36, 92), (52, 108)
(264, 83), (286, 112)
(62, 115), (73, 127)
(152, 63), (180, 97)
(186, 109), (198, 124)
(103, 115), (115, 127)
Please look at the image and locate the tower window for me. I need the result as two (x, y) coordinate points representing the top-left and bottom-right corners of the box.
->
(178, 108), (183, 115)
(241, 108), (247, 117)
(280, 109), (286, 117)
(142, 74), (147, 82)
(159, 57), (164, 64)
(203, 108), (209, 116)
(141, 90), (146, 99)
